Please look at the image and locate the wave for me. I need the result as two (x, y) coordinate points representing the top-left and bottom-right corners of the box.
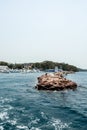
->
(27, 111), (70, 130)
(78, 85), (87, 90)
(0, 112), (9, 121)
(0, 126), (4, 130)
(16, 125), (29, 130)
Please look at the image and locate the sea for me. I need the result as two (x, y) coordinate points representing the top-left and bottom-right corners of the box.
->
(0, 72), (87, 130)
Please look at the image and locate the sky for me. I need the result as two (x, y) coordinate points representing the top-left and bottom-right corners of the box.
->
(0, 0), (87, 69)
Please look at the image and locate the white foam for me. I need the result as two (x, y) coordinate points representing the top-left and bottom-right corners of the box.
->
(41, 112), (47, 119)
(16, 125), (28, 130)
(51, 118), (70, 130)
(0, 112), (9, 121)
(30, 127), (41, 130)
(0, 126), (4, 130)
(1, 98), (13, 104)
(28, 117), (40, 128)
(8, 120), (17, 125)
(28, 118), (41, 130)
(31, 118), (40, 124)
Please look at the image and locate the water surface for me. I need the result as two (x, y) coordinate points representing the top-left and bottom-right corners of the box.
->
(0, 72), (87, 130)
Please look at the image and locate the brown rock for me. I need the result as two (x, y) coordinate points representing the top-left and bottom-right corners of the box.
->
(35, 72), (77, 91)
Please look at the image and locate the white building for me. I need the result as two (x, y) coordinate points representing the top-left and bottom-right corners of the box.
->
(55, 66), (59, 72)
(0, 66), (9, 73)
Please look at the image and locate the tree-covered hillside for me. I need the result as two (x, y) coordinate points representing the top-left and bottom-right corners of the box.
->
(32, 61), (78, 72)
(0, 61), (79, 72)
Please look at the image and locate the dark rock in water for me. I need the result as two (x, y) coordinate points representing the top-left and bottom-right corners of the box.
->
(35, 72), (77, 91)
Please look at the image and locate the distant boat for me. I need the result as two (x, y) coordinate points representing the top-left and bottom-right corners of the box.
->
(21, 68), (41, 73)
(45, 69), (55, 72)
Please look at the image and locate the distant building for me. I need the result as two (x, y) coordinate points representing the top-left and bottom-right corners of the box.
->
(55, 66), (59, 72)
(0, 66), (8, 70)
(55, 66), (63, 72)
(0, 66), (9, 73)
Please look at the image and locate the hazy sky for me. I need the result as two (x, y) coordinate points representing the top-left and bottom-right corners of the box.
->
(0, 0), (87, 68)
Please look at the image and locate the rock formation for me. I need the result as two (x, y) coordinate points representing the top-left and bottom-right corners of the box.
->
(36, 72), (77, 91)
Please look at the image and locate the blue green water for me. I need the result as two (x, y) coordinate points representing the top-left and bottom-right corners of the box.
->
(0, 72), (87, 130)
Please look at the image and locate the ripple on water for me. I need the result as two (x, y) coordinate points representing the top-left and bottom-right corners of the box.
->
(0, 97), (15, 105)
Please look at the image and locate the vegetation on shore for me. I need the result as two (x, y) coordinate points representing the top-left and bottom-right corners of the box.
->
(0, 61), (79, 72)
(32, 61), (78, 72)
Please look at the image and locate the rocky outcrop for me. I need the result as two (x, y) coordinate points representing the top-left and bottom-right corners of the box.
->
(36, 72), (77, 91)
